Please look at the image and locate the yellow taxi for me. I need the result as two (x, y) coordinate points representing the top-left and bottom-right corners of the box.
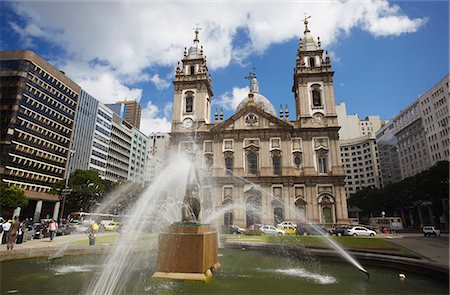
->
(277, 225), (296, 235)
(105, 221), (120, 231)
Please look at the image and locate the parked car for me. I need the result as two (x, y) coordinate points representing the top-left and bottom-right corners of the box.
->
(57, 224), (71, 236)
(105, 221), (121, 231)
(278, 225), (296, 235)
(277, 221), (297, 229)
(260, 225), (285, 235)
(422, 226), (441, 237)
(230, 225), (245, 234)
(296, 224), (331, 236)
(346, 226), (376, 237)
(331, 227), (349, 236)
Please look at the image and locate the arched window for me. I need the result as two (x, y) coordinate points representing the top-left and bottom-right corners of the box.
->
(312, 88), (322, 107)
(185, 93), (193, 113)
(190, 65), (195, 75)
(247, 152), (258, 174)
(293, 152), (303, 169)
(309, 57), (315, 67)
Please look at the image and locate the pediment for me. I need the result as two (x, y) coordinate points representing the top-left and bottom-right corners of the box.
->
(211, 104), (293, 132)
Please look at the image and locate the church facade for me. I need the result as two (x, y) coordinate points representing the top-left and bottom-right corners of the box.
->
(169, 21), (349, 228)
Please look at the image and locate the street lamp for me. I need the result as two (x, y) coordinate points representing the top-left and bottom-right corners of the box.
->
(59, 150), (75, 223)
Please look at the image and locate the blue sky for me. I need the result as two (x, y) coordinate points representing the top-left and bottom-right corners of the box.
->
(1, 1), (448, 135)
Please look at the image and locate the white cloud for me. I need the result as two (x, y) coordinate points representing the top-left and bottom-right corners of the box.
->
(216, 86), (250, 111)
(150, 74), (171, 90)
(140, 101), (172, 135)
(7, 1), (426, 103)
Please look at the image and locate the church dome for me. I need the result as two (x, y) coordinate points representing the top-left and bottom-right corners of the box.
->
(236, 93), (277, 116)
(236, 72), (276, 116)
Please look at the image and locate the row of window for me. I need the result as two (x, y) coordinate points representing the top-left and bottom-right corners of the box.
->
(19, 116), (70, 145)
(13, 140), (66, 164)
(9, 153), (64, 175)
(2, 179), (51, 194)
(6, 166), (62, 184)
(28, 70), (77, 107)
(20, 104), (71, 134)
(16, 129), (67, 154)
(23, 90), (75, 124)
(24, 85), (75, 118)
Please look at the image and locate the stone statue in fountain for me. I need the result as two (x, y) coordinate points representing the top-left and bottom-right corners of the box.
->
(181, 183), (201, 224)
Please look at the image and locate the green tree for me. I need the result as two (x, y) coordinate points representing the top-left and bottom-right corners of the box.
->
(0, 181), (28, 209)
(51, 170), (106, 212)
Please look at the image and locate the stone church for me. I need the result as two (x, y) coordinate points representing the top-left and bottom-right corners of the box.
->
(169, 20), (349, 228)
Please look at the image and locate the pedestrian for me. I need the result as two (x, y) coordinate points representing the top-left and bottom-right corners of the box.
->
(16, 219), (27, 244)
(1, 220), (11, 244)
(89, 220), (99, 245)
(7, 216), (20, 250)
(48, 219), (58, 241)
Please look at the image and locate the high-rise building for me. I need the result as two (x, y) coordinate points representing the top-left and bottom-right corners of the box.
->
(105, 113), (132, 182)
(0, 50), (79, 221)
(89, 103), (113, 179)
(128, 128), (149, 185)
(376, 121), (402, 186)
(393, 100), (430, 179)
(146, 133), (170, 183)
(418, 75), (449, 164)
(67, 90), (98, 176)
(106, 99), (142, 129)
(169, 21), (349, 227)
(336, 102), (383, 200)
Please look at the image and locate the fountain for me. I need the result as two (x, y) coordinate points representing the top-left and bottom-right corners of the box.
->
(151, 169), (220, 282)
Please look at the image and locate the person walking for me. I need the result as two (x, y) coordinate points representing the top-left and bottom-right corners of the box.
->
(7, 216), (20, 250)
(1, 220), (11, 244)
(16, 219), (27, 244)
(48, 219), (58, 241)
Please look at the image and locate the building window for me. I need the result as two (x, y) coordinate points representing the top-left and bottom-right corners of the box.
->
(309, 57), (315, 67)
(312, 88), (322, 107)
(204, 154), (213, 170)
(272, 155), (281, 175)
(293, 152), (303, 169)
(247, 152), (258, 174)
(318, 155), (328, 173)
(224, 153), (234, 176)
(190, 65), (195, 75)
(185, 92), (194, 113)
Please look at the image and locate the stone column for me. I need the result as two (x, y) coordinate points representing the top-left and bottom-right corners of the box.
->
(13, 207), (21, 219)
(53, 201), (60, 221)
(417, 207), (424, 227)
(427, 206), (434, 225)
(33, 200), (43, 223)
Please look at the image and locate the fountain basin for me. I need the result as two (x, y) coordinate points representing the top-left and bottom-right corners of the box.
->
(1, 248), (448, 294)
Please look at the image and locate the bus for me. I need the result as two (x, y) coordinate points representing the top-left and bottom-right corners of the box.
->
(369, 217), (403, 231)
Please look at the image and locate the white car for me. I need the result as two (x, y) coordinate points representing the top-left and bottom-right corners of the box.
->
(277, 221), (297, 228)
(347, 226), (376, 237)
(260, 225), (285, 235)
(423, 226), (441, 237)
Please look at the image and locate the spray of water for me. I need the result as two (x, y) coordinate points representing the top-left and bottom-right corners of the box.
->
(86, 155), (194, 295)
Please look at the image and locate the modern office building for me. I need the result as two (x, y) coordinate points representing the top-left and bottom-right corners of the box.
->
(376, 121), (402, 186)
(393, 100), (430, 179)
(105, 113), (132, 182)
(128, 128), (149, 185)
(89, 103), (113, 179)
(336, 101), (383, 199)
(418, 74), (449, 164)
(146, 133), (170, 183)
(67, 90), (98, 176)
(0, 50), (79, 221)
(106, 99), (142, 129)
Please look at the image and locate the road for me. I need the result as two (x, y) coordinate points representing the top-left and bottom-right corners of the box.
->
(382, 233), (449, 268)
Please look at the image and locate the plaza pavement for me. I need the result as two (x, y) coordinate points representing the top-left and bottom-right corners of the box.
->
(379, 233), (449, 269)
